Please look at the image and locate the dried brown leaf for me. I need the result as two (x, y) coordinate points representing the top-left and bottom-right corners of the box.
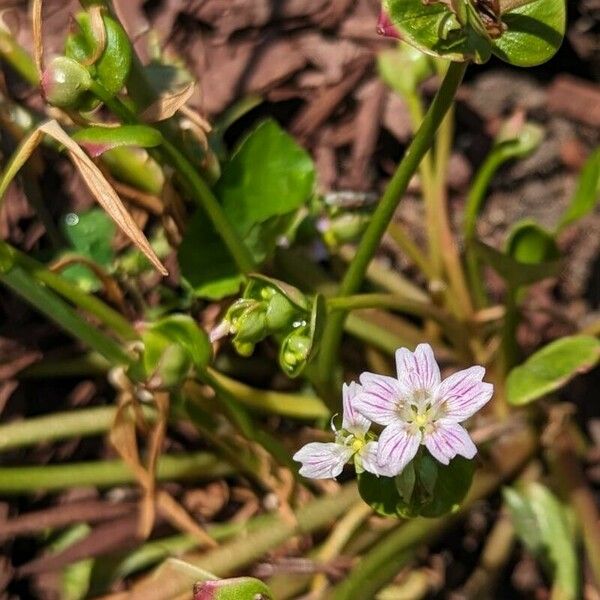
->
(83, 4), (108, 66)
(31, 0), (44, 78)
(39, 120), (167, 275)
(141, 82), (195, 122)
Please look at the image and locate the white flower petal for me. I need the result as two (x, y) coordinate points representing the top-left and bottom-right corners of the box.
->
(293, 442), (354, 479)
(424, 421), (477, 465)
(356, 372), (404, 426)
(435, 366), (493, 422)
(395, 343), (441, 394)
(342, 381), (370, 435)
(377, 423), (420, 476)
(360, 441), (398, 477)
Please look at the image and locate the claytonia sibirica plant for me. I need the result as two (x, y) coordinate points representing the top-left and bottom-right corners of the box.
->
(294, 344), (493, 491)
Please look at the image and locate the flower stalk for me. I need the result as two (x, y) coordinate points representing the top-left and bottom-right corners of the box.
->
(316, 61), (468, 406)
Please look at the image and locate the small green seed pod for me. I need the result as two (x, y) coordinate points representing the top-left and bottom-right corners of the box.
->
(41, 56), (92, 108)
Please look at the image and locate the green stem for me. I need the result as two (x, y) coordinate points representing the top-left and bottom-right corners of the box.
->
(0, 265), (132, 366)
(327, 294), (449, 324)
(387, 223), (436, 280)
(0, 405), (155, 452)
(316, 62), (468, 403)
(9, 244), (138, 341)
(404, 91), (440, 275)
(201, 369), (329, 420)
(88, 81), (255, 274)
(0, 28), (39, 85)
(464, 147), (514, 307)
(0, 452), (232, 494)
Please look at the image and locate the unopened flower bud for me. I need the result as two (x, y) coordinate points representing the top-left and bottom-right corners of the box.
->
(265, 292), (296, 332)
(233, 305), (267, 344)
(41, 56), (92, 108)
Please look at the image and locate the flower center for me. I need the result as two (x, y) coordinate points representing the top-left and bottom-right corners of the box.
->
(351, 437), (364, 453)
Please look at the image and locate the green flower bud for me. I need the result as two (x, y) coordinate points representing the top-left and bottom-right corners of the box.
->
(41, 56), (92, 108)
(279, 328), (312, 376)
(325, 213), (370, 246)
(233, 340), (255, 357)
(147, 343), (192, 390)
(232, 305), (267, 344)
(265, 292), (296, 332)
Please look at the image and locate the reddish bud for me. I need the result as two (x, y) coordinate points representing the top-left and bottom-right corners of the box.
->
(377, 11), (401, 39)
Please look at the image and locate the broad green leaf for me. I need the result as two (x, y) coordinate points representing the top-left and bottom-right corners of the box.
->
(358, 454), (474, 519)
(492, 0), (566, 67)
(178, 213), (244, 299)
(504, 482), (578, 599)
(73, 125), (163, 157)
(475, 240), (560, 287)
(507, 335), (600, 405)
(60, 209), (115, 292)
(384, 0), (492, 63)
(505, 220), (560, 265)
(179, 119), (315, 299)
(218, 119), (315, 232)
(149, 314), (212, 371)
(558, 147), (600, 231)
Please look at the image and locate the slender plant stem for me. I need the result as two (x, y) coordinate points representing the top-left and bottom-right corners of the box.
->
(404, 92), (440, 275)
(88, 81), (255, 274)
(432, 106), (474, 321)
(464, 148), (513, 307)
(0, 405), (154, 452)
(0, 28), (39, 85)
(387, 223), (436, 279)
(0, 452), (232, 494)
(10, 245), (138, 341)
(328, 294), (449, 323)
(198, 369), (329, 420)
(0, 265), (132, 366)
(316, 62), (468, 404)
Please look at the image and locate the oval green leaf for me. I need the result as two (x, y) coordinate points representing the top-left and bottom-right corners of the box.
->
(358, 454), (474, 519)
(507, 335), (600, 406)
(492, 0), (566, 66)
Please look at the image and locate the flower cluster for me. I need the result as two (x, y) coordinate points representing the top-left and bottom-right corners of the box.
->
(294, 344), (493, 479)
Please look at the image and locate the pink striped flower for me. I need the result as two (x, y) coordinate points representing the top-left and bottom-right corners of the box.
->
(355, 344), (493, 475)
(293, 382), (395, 479)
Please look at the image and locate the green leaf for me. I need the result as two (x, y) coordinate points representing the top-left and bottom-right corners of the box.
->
(149, 314), (212, 371)
(558, 147), (600, 231)
(384, 0), (492, 64)
(505, 220), (560, 265)
(219, 120), (315, 229)
(73, 125), (163, 158)
(491, 0), (566, 67)
(179, 119), (315, 299)
(65, 12), (132, 97)
(504, 482), (578, 599)
(60, 209), (115, 292)
(474, 239), (560, 288)
(358, 454), (475, 519)
(194, 577), (273, 600)
(507, 335), (600, 406)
